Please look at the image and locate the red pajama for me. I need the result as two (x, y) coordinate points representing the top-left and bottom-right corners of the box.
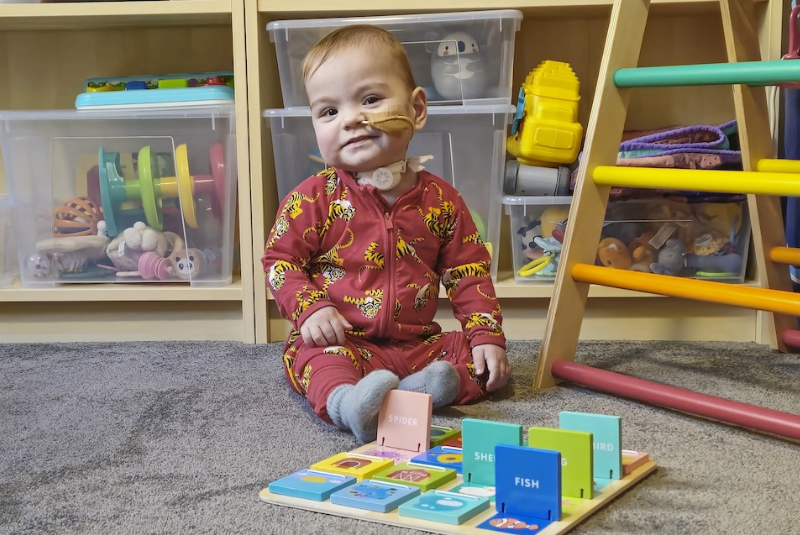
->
(263, 167), (506, 425)
(281, 331), (486, 423)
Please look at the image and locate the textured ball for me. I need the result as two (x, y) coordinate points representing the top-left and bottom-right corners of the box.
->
(53, 197), (102, 237)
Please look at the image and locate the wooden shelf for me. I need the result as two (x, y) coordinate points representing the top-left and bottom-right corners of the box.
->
(257, 0), (723, 17)
(0, 0), (232, 31)
(0, 277), (243, 302)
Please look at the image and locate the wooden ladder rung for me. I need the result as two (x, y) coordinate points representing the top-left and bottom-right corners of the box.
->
(614, 59), (800, 88)
(593, 166), (800, 196)
(572, 264), (800, 316)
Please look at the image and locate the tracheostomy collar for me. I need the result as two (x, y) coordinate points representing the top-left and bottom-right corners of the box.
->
(355, 155), (434, 191)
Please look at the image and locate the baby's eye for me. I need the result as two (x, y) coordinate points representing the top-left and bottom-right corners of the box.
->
(322, 108), (338, 117)
(363, 96), (379, 105)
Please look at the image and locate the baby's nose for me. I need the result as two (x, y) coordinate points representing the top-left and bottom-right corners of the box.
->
(343, 108), (366, 128)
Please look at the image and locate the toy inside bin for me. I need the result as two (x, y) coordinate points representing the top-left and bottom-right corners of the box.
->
(600, 197), (750, 283)
(504, 196), (572, 284)
(504, 195), (751, 285)
(0, 106), (238, 288)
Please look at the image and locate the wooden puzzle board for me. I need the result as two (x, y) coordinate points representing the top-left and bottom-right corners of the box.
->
(259, 458), (657, 535)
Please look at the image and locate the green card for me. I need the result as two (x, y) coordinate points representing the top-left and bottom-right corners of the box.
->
(528, 426), (593, 500)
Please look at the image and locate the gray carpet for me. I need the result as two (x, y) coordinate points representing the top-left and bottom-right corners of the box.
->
(2, 340), (800, 535)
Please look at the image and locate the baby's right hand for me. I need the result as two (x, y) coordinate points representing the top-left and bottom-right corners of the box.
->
(300, 306), (354, 348)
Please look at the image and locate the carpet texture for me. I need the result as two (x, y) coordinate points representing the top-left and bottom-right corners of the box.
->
(2, 340), (800, 535)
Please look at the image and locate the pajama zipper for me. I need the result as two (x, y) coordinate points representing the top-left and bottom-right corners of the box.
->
(382, 210), (394, 339)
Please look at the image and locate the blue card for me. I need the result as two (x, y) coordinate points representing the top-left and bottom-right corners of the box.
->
(411, 446), (463, 474)
(268, 468), (356, 501)
(494, 444), (561, 522)
(329, 479), (420, 513)
(398, 490), (490, 525)
(559, 411), (623, 482)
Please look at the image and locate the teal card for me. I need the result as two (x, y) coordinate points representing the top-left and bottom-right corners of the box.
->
(268, 468), (356, 501)
(559, 411), (622, 481)
(398, 489), (490, 525)
(462, 418), (523, 486)
(447, 481), (497, 504)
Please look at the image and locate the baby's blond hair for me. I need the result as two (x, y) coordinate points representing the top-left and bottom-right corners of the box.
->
(302, 25), (417, 91)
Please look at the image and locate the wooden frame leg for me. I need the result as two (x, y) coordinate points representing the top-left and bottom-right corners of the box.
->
(721, 0), (793, 352)
(534, 0), (652, 389)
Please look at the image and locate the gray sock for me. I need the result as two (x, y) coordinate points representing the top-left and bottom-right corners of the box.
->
(326, 370), (400, 443)
(398, 360), (460, 408)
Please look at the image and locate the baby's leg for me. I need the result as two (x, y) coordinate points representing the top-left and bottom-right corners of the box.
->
(397, 332), (486, 407)
(327, 371), (399, 443)
(287, 338), (399, 443)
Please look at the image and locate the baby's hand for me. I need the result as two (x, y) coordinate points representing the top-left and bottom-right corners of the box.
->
(300, 306), (353, 348)
(472, 344), (510, 392)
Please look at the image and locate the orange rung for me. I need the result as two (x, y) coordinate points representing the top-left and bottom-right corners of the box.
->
(770, 246), (800, 266)
(572, 264), (800, 316)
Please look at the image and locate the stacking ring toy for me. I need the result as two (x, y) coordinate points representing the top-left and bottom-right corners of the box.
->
(98, 142), (227, 236)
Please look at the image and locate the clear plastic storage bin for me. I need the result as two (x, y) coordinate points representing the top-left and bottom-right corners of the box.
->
(0, 105), (238, 288)
(266, 105), (515, 280)
(504, 196), (750, 284)
(267, 10), (523, 108)
(0, 194), (18, 288)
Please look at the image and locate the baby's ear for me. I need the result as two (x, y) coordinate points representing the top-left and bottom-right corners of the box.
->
(411, 87), (428, 131)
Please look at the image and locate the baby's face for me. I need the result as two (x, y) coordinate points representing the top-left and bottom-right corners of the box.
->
(305, 46), (422, 173)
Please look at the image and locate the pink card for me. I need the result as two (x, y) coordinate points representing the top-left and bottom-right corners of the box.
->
(377, 390), (433, 452)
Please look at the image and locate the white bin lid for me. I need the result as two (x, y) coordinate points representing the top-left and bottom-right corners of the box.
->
(263, 104), (515, 118)
(267, 10), (523, 33)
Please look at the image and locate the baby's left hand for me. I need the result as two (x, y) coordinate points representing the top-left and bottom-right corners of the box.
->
(472, 344), (510, 392)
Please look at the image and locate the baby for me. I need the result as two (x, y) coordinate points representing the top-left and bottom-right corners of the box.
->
(262, 24), (509, 443)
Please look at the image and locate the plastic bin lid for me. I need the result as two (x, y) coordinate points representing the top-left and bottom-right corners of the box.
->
(502, 195), (575, 206)
(263, 104), (515, 118)
(0, 104), (236, 121)
(267, 9), (523, 33)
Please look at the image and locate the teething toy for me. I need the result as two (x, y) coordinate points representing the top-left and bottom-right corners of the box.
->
(53, 196), (103, 237)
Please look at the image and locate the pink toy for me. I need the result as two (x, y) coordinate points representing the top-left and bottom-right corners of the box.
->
(138, 251), (174, 280)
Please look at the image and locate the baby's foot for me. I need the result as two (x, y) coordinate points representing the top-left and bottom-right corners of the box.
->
(326, 370), (399, 443)
(398, 360), (459, 408)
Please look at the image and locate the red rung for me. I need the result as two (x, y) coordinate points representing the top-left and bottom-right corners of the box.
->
(552, 360), (800, 441)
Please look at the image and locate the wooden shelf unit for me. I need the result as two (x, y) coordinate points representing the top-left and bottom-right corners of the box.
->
(0, 0), (256, 342)
(0, 0), (232, 30)
(248, 0), (784, 343)
(0, 0), (784, 344)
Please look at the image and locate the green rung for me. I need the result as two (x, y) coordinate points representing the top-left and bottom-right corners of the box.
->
(614, 60), (800, 88)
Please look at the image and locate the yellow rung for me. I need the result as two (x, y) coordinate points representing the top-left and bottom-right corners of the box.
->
(572, 264), (800, 316)
(757, 159), (800, 174)
(770, 246), (800, 266)
(593, 166), (800, 196)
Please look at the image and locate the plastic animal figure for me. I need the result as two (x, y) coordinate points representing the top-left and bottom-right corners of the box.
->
(430, 31), (489, 100)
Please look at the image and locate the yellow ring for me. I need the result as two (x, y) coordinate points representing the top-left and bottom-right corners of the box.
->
(436, 453), (463, 464)
(518, 255), (552, 277)
(175, 144), (197, 228)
